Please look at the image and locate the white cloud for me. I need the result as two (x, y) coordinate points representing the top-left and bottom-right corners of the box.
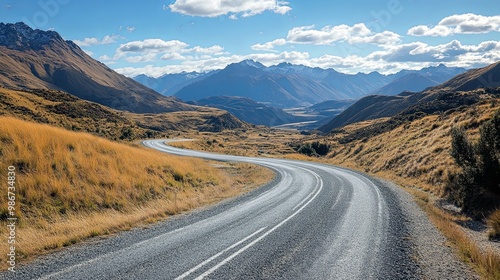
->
(348, 30), (402, 45)
(363, 40), (500, 72)
(252, 23), (401, 51)
(110, 39), (226, 63)
(99, 54), (112, 61)
(251, 38), (286, 51)
(125, 53), (158, 63)
(117, 39), (189, 53)
(168, 0), (291, 18)
(187, 45), (225, 54)
(126, 26), (136, 32)
(82, 49), (94, 56)
(161, 53), (187, 60)
(287, 24), (372, 45)
(408, 13), (500, 37)
(74, 35), (123, 47)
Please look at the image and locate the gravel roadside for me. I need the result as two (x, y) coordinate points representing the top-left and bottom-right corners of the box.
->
(379, 179), (479, 280)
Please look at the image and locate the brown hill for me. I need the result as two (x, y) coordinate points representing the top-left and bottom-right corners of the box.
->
(319, 61), (500, 133)
(436, 61), (500, 91)
(0, 87), (248, 139)
(0, 22), (194, 113)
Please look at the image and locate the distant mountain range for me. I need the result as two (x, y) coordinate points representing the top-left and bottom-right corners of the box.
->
(319, 61), (500, 133)
(134, 71), (214, 96)
(0, 22), (196, 113)
(134, 60), (466, 108)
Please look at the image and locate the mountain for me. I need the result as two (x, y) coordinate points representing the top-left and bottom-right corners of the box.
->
(0, 22), (195, 113)
(133, 71), (214, 96)
(319, 61), (500, 133)
(435, 61), (500, 91)
(370, 64), (466, 95)
(370, 73), (436, 95)
(173, 60), (393, 108)
(192, 95), (308, 126)
(164, 60), (467, 108)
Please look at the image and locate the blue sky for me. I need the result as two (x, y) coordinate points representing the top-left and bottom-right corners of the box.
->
(1, 0), (499, 77)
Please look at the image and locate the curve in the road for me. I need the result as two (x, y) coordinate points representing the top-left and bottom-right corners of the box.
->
(7, 139), (419, 280)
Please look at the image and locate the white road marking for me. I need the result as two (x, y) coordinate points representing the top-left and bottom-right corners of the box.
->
(175, 227), (267, 280)
(191, 170), (324, 279)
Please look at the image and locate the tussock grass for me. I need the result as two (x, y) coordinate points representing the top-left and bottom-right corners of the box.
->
(415, 198), (500, 280)
(488, 209), (500, 240)
(325, 100), (500, 195)
(0, 117), (273, 268)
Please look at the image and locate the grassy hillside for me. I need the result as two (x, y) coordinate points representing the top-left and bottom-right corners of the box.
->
(325, 98), (500, 194)
(0, 117), (273, 267)
(0, 87), (247, 141)
(0, 87), (161, 140)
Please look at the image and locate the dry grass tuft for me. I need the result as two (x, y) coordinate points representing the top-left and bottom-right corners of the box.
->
(0, 117), (273, 268)
(415, 198), (500, 280)
(488, 209), (500, 241)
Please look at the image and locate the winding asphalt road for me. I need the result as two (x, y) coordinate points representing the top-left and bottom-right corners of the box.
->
(7, 139), (420, 279)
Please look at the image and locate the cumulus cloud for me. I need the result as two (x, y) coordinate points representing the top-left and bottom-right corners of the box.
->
(161, 53), (187, 60)
(408, 13), (500, 37)
(252, 23), (401, 51)
(368, 40), (500, 64)
(187, 45), (225, 54)
(110, 38), (226, 63)
(168, 0), (291, 18)
(118, 39), (189, 53)
(251, 38), (286, 51)
(74, 35), (123, 47)
(125, 53), (158, 63)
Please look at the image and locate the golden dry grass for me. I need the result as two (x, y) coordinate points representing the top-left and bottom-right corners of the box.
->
(488, 209), (500, 240)
(325, 100), (500, 195)
(415, 197), (500, 280)
(0, 117), (274, 268)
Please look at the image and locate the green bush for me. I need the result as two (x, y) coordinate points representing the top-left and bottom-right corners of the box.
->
(446, 110), (500, 216)
(297, 143), (317, 157)
(294, 141), (331, 157)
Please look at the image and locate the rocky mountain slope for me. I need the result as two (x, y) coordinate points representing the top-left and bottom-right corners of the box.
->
(0, 22), (195, 113)
(135, 60), (464, 109)
(319, 61), (500, 133)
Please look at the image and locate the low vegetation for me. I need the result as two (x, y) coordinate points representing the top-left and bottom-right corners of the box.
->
(0, 117), (274, 267)
(446, 109), (500, 216)
(291, 141), (331, 157)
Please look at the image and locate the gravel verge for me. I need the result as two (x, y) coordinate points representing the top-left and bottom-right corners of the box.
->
(379, 179), (479, 280)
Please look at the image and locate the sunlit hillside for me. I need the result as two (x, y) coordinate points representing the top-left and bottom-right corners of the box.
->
(0, 117), (273, 266)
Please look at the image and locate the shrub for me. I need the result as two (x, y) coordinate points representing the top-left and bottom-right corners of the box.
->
(297, 143), (317, 157)
(446, 110), (500, 216)
(311, 141), (330, 156)
(294, 141), (331, 157)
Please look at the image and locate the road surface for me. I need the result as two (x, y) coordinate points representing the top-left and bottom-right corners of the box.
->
(8, 139), (420, 279)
